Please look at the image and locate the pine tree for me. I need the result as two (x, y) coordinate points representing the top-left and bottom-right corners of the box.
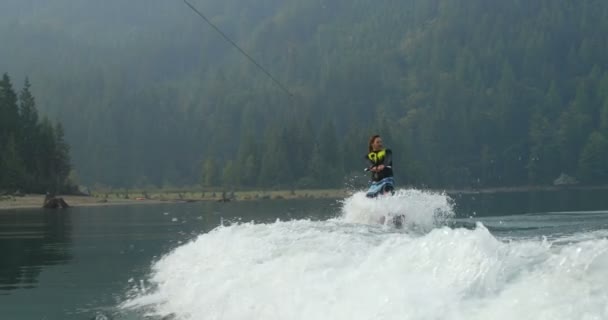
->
(0, 74), (22, 190)
(18, 78), (40, 188)
(257, 129), (292, 188)
(201, 158), (216, 188)
(308, 143), (324, 187)
(53, 123), (71, 192)
(0, 73), (19, 147)
(0, 136), (26, 191)
(222, 160), (236, 188)
(235, 129), (259, 187)
(317, 120), (342, 187)
(578, 131), (608, 183)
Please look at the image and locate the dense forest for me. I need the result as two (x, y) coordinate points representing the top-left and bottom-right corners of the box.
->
(1, 0), (608, 190)
(0, 74), (72, 193)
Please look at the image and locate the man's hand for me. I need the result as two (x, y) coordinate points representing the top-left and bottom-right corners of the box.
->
(377, 164), (385, 171)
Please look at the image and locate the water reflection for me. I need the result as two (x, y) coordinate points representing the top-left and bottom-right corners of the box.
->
(0, 210), (72, 293)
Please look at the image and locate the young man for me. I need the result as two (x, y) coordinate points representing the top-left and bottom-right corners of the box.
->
(365, 134), (394, 198)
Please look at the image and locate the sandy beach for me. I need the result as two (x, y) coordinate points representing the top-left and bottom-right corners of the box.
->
(2, 185), (604, 211)
(0, 189), (351, 211)
(0, 194), (170, 211)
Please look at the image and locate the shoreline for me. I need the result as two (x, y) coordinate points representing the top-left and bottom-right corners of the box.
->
(438, 184), (608, 195)
(0, 195), (172, 212)
(0, 189), (351, 211)
(1, 184), (606, 211)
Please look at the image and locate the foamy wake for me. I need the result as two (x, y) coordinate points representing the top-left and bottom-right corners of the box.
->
(338, 188), (455, 231)
(122, 190), (608, 320)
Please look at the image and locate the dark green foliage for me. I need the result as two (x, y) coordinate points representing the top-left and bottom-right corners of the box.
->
(2, 1), (608, 188)
(0, 75), (72, 193)
(578, 132), (608, 184)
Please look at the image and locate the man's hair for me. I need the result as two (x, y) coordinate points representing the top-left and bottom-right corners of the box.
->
(368, 134), (381, 153)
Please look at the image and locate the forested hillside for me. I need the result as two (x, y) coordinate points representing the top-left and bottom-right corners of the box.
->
(0, 74), (72, 193)
(1, 0), (607, 189)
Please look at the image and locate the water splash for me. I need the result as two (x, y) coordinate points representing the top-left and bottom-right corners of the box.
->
(122, 219), (608, 320)
(121, 190), (608, 320)
(338, 188), (455, 231)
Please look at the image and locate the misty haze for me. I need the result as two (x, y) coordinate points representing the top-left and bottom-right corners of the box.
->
(1, 1), (608, 319)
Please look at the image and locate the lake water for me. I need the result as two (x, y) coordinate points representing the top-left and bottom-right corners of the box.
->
(1, 188), (607, 320)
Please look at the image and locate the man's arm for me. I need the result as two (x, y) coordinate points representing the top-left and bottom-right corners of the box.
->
(376, 149), (392, 171)
(365, 154), (377, 172)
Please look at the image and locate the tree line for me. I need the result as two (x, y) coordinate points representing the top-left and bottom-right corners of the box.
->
(0, 73), (72, 193)
(2, 0), (608, 189)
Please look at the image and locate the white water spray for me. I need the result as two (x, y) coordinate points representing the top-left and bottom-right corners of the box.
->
(338, 188), (455, 231)
(122, 190), (608, 320)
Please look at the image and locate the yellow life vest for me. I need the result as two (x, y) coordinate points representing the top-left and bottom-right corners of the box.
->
(367, 149), (386, 164)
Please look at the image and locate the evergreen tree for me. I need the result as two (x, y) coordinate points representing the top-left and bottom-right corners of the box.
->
(16, 79), (40, 189)
(53, 122), (72, 191)
(201, 158), (216, 188)
(222, 160), (236, 188)
(4, 1), (608, 188)
(0, 136), (26, 191)
(0, 73), (19, 147)
(235, 129), (259, 187)
(316, 120), (342, 187)
(578, 132), (608, 183)
(257, 129), (292, 188)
